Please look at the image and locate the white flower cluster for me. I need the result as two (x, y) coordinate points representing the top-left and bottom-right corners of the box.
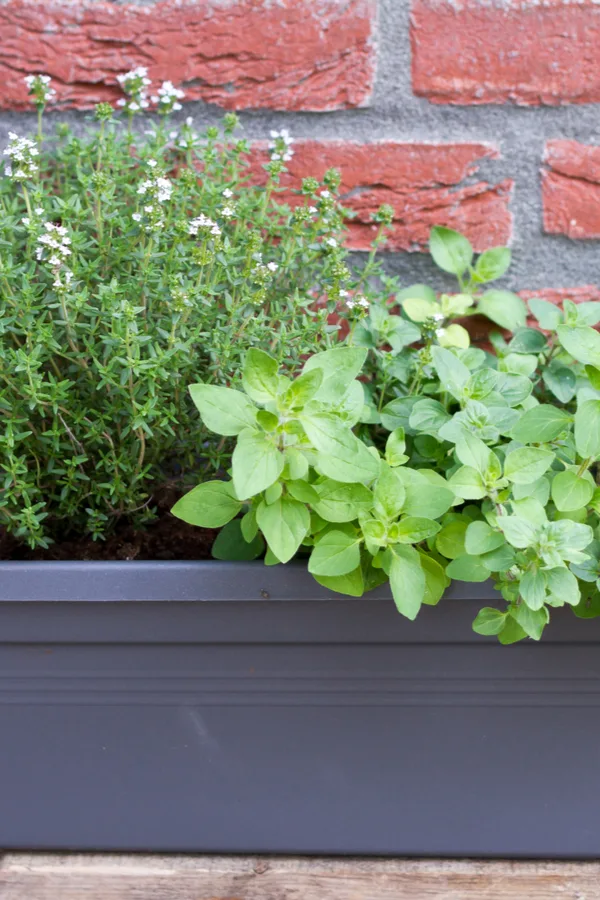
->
(251, 261), (279, 284)
(134, 165), (173, 232)
(342, 292), (369, 312)
(3, 132), (39, 181)
(152, 81), (185, 114)
(36, 222), (73, 291)
(188, 214), (221, 238)
(318, 189), (336, 224)
(268, 128), (294, 162)
(24, 74), (56, 107)
(138, 175), (172, 203)
(116, 66), (151, 113)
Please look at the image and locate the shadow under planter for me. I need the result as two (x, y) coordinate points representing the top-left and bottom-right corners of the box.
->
(0, 560), (599, 857)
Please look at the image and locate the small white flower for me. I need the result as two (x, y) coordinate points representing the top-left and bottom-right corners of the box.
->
(339, 289), (349, 298)
(185, 116), (193, 126)
(223, 188), (233, 199)
(132, 213), (142, 222)
(147, 159), (157, 168)
(221, 206), (235, 218)
(320, 190), (331, 199)
(309, 205), (317, 214)
(325, 238), (337, 248)
(35, 207), (43, 215)
(22, 217), (30, 226)
(267, 262), (278, 272)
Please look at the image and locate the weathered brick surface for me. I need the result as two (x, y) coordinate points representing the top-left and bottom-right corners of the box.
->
(411, 0), (600, 106)
(0, 0), (375, 111)
(520, 286), (600, 306)
(543, 141), (600, 239)
(249, 141), (512, 251)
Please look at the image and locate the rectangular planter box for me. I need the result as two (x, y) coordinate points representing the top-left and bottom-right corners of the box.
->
(1, 560), (599, 857)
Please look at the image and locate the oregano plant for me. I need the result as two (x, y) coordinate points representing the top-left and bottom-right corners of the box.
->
(173, 346), (456, 619)
(177, 226), (600, 644)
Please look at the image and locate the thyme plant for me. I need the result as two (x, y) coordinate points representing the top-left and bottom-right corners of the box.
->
(0, 73), (391, 547)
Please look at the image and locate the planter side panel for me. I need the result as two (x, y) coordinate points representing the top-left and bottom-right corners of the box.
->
(1, 596), (600, 855)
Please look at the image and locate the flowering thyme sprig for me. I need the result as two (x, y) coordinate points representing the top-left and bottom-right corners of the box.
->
(341, 291), (370, 319)
(116, 66), (151, 120)
(268, 129), (294, 163)
(188, 214), (222, 238)
(3, 133), (39, 182)
(36, 222), (73, 292)
(134, 161), (173, 233)
(25, 73), (56, 142)
(152, 81), (185, 115)
(25, 74), (56, 110)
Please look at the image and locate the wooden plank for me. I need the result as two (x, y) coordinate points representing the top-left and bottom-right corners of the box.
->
(2, 855), (600, 900)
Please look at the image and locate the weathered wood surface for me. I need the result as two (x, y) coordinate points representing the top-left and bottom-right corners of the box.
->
(2, 856), (600, 900)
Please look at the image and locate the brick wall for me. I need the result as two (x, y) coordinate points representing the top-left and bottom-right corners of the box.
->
(2, 0), (599, 298)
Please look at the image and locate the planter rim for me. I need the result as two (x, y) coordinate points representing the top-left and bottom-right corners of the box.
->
(0, 559), (498, 603)
(0, 560), (598, 644)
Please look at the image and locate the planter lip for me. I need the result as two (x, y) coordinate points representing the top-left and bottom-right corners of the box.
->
(1, 560), (598, 644)
(0, 558), (498, 603)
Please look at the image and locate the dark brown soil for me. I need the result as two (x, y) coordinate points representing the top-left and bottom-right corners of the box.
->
(0, 485), (216, 562)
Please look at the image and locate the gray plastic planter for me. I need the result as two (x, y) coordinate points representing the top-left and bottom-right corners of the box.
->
(1, 560), (600, 857)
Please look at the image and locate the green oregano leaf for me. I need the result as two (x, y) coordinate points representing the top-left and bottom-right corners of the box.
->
(172, 481), (241, 528)
(256, 496), (310, 563)
(189, 383), (257, 436)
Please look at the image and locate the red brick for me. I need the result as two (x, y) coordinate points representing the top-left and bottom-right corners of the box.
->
(520, 286), (600, 306)
(412, 0), (600, 106)
(249, 141), (512, 251)
(0, 0), (375, 112)
(543, 141), (600, 239)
